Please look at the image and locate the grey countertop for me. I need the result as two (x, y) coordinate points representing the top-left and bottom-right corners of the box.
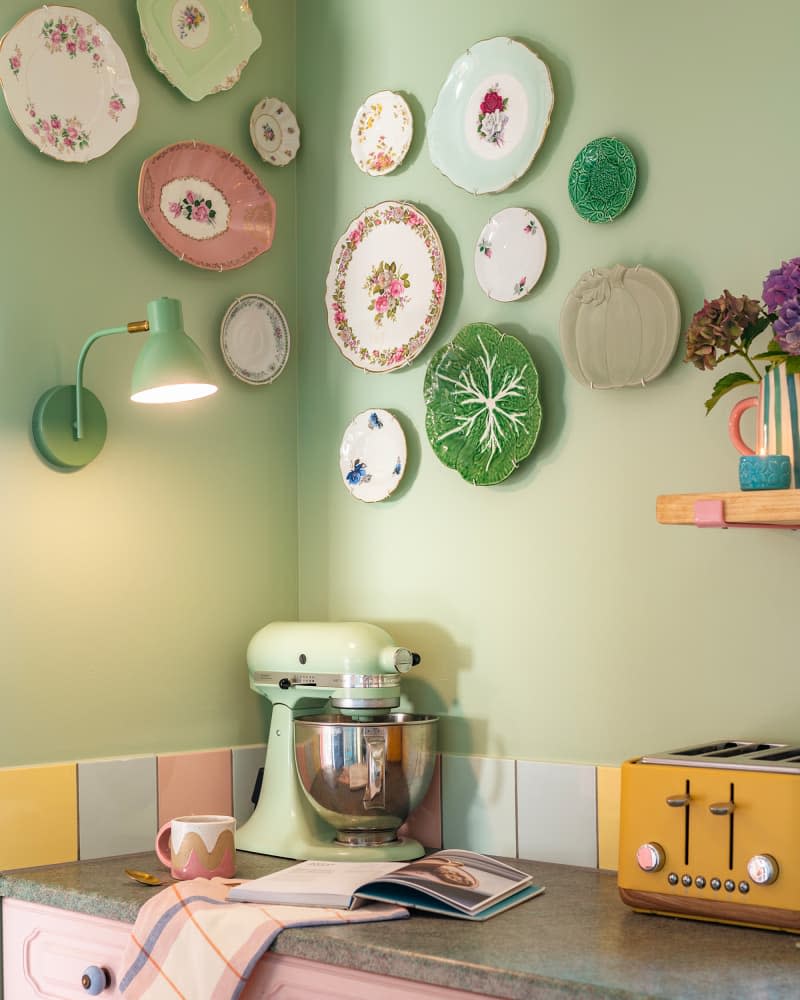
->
(2, 852), (799, 999)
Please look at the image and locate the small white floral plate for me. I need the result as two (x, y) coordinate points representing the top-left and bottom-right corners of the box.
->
(250, 97), (300, 165)
(220, 294), (290, 384)
(474, 207), (547, 302)
(339, 409), (407, 502)
(350, 90), (413, 176)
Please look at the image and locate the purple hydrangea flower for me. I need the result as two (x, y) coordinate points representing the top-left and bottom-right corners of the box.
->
(773, 294), (800, 355)
(762, 257), (800, 312)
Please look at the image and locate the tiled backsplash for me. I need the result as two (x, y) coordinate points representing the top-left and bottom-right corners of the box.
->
(0, 748), (621, 873)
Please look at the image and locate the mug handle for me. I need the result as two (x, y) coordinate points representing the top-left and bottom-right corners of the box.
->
(728, 396), (758, 455)
(155, 821), (172, 868)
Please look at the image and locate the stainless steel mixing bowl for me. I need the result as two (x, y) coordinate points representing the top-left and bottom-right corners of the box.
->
(294, 712), (437, 846)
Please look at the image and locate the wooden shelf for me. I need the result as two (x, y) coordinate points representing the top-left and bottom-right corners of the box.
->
(656, 490), (800, 529)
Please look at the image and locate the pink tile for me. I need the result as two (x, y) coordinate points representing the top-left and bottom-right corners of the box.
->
(399, 755), (441, 849)
(157, 749), (232, 826)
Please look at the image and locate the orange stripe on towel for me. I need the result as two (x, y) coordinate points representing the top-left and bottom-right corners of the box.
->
(131, 931), (187, 1000)
(176, 885), (246, 982)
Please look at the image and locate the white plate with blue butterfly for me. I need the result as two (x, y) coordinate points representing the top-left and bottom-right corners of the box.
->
(339, 408), (407, 502)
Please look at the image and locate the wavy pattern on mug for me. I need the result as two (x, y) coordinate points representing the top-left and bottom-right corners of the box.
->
(171, 829), (234, 870)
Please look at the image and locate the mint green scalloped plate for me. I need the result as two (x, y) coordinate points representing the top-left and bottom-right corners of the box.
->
(424, 323), (542, 485)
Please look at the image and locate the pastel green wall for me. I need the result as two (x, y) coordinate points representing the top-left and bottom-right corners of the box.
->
(0, 2), (297, 767)
(295, 0), (800, 764)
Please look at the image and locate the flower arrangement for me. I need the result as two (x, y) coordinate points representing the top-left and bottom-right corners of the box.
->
(684, 258), (800, 412)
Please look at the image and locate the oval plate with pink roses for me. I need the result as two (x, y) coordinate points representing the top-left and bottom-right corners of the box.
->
(325, 201), (447, 373)
(428, 36), (554, 195)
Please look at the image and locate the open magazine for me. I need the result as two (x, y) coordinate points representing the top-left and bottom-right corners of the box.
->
(227, 850), (544, 921)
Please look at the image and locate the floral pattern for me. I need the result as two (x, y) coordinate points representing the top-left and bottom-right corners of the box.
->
(365, 136), (397, 174)
(346, 459), (371, 486)
(328, 202), (446, 371)
(41, 15), (104, 68)
(168, 189), (217, 227)
(8, 45), (22, 78)
(476, 84), (508, 146)
(107, 93), (126, 122)
(513, 277), (527, 297)
(26, 102), (89, 154)
(175, 6), (206, 39)
(478, 239), (492, 258)
(364, 260), (410, 327)
(523, 215), (537, 235)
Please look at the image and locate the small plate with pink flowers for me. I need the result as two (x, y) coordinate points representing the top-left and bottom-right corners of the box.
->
(474, 207), (547, 302)
(350, 90), (413, 176)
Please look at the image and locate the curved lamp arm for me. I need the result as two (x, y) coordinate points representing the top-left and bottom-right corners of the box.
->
(74, 321), (148, 440)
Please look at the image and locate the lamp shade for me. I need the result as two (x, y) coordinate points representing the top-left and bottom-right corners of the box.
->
(130, 298), (218, 404)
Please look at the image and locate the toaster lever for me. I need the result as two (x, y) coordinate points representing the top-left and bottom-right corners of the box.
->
(666, 794), (690, 807)
(709, 800), (735, 815)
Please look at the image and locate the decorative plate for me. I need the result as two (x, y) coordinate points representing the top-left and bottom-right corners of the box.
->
(220, 294), (290, 385)
(568, 137), (637, 223)
(474, 207), (547, 302)
(0, 6), (139, 163)
(424, 323), (542, 486)
(137, 141), (276, 271)
(136, 0), (261, 102)
(559, 264), (681, 389)
(249, 97), (300, 165)
(427, 36), (554, 195)
(325, 201), (446, 373)
(350, 90), (413, 176)
(339, 408), (407, 502)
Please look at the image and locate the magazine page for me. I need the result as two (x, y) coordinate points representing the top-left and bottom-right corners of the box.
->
(360, 850), (533, 914)
(227, 860), (405, 906)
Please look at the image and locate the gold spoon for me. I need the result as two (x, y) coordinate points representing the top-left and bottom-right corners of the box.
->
(125, 868), (165, 887)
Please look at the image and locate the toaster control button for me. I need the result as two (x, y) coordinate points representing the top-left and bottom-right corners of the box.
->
(724, 879), (736, 892)
(710, 878), (721, 891)
(747, 854), (779, 885)
(738, 881), (750, 893)
(668, 872), (679, 885)
(695, 876), (706, 889)
(681, 874), (692, 887)
(636, 843), (665, 872)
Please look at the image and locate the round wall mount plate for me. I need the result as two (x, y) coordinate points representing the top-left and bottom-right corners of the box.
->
(474, 207), (547, 302)
(339, 408), (407, 502)
(350, 90), (413, 176)
(250, 97), (300, 165)
(220, 294), (290, 384)
(568, 137), (637, 223)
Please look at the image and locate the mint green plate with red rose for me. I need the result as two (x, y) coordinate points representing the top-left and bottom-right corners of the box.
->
(427, 36), (554, 195)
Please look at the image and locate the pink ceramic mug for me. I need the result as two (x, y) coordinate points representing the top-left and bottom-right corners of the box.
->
(155, 814), (236, 880)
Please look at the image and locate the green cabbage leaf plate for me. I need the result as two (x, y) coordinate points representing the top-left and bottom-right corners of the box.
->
(424, 323), (542, 485)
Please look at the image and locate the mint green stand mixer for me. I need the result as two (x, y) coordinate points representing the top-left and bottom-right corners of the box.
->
(236, 621), (437, 862)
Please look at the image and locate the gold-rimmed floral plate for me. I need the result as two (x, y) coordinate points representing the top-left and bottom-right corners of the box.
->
(0, 6), (139, 163)
(325, 201), (446, 373)
(250, 97), (300, 165)
(220, 294), (290, 384)
(339, 409), (407, 502)
(474, 207), (547, 302)
(350, 90), (413, 176)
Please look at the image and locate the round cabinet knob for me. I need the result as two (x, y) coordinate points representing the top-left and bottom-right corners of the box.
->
(636, 842), (665, 872)
(81, 967), (110, 995)
(747, 854), (779, 885)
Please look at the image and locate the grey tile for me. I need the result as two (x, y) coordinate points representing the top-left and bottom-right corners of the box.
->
(517, 760), (597, 867)
(441, 754), (517, 856)
(78, 756), (157, 860)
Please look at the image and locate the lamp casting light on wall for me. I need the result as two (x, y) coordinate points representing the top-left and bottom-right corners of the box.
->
(32, 297), (218, 470)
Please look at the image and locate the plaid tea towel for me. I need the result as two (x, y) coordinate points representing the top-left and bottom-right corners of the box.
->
(119, 877), (408, 1000)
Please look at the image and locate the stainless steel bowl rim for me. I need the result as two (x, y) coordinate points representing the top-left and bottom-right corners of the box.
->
(294, 712), (438, 726)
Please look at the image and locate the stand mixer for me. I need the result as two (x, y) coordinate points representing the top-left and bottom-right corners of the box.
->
(235, 621), (437, 862)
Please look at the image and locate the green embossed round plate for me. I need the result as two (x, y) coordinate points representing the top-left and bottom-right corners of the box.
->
(568, 137), (637, 223)
(424, 323), (542, 486)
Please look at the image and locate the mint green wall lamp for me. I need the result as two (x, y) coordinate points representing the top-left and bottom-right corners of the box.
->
(32, 297), (218, 470)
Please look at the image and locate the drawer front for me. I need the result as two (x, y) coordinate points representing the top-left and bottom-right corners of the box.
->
(2, 899), (130, 1000)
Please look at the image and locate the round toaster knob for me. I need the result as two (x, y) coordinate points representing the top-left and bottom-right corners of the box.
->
(636, 842), (665, 872)
(747, 854), (779, 885)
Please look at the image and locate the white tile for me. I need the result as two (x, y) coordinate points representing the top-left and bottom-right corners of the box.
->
(516, 761), (598, 867)
(441, 754), (517, 856)
(232, 744), (266, 825)
(78, 756), (157, 860)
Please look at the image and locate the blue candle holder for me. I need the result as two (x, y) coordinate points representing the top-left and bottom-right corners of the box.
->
(739, 454), (791, 491)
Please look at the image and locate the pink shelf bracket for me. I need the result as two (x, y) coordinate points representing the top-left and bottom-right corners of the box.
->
(693, 498), (800, 530)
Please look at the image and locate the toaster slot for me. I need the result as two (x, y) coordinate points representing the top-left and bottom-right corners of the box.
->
(704, 743), (773, 758)
(748, 746), (800, 761)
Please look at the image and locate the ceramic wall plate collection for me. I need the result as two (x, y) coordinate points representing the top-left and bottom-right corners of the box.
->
(249, 97), (300, 165)
(137, 141), (276, 270)
(424, 322), (542, 485)
(427, 36), (554, 195)
(325, 201), (446, 373)
(350, 90), (413, 176)
(339, 408), (407, 502)
(474, 207), (547, 302)
(136, 0), (261, 102)
(559, 264), (681, 388)
(568, 137), (637, 223)
(220, 295), (290, 385)
(0, 6), (139, 163)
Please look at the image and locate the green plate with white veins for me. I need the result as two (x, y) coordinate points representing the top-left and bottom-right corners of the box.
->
(424, 323), (542, 485)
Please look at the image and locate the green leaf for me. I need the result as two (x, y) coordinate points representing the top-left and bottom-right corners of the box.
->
(786, 357), (800, 375)
(740, 314), (775, 351)
(752, 349), (789, 362)
(704, 370), (757, 414)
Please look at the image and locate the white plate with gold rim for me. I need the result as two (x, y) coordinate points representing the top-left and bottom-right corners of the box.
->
(220, 294), (290, 384)
(250, 97), (300, 165)
(350, 90), (413, 176)
(339, 409), (407, 502)
(474, 207), (547, 302)
(0, 6), (139, 163)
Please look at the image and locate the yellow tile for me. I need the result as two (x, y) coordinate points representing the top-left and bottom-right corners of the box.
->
(596, 766), (621, 871)
(0, 763), (77, 870)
